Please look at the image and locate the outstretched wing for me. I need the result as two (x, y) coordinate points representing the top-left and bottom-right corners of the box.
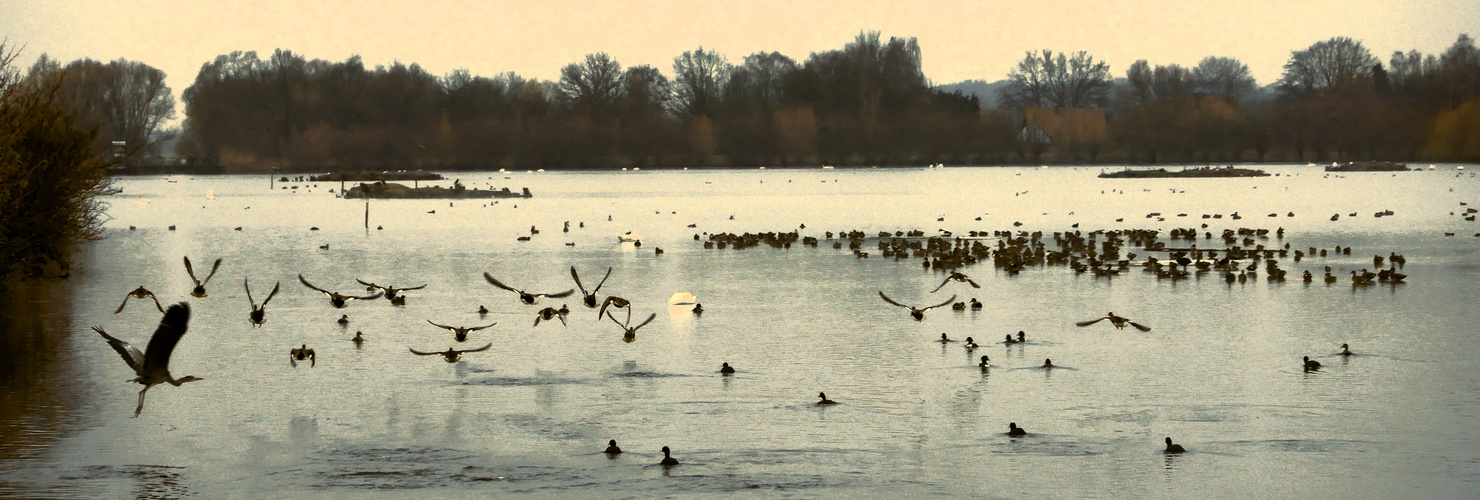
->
(598, 296), (626, 318)
(427, 320), (456, 331)
(93, 326), (144, 374)
(930, 277), (952, 293)
(141, 303), (191, 374)
(399, 284), (427, 291)
(1128, 321), (1152, 332)
(630, 312), (657, 332)
(409, 348), (438, 356)
(261, 282), (281, 306)
(148, 294), (164, 312)
(592, 267), (612, 293)
(459, 343), (493, 354)
(571, 267), (587, 294)
(605, 309), (626, 327)
(244, 277), (255, 306)
(466, 322), (498, 332)
(921, 295), (957, 311)
(346, 291), (383, 301)
(184, 256), (198, 283)
(115, 293), (133, 314)
(201, 258), (222, 285)
(298, 274), (331, 295)
(356, 278), (383, 291)
(878, 291), (909, 309)
(1075, 317), (1108, 327)
(484, 273), (518, 292)
(967, 278), (980, 288)
(541, 289), (575, 299)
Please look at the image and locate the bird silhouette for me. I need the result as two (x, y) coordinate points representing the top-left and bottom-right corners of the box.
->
(410, 343), (492, 363)
(878, 292), (956, 321)
(356, 279), (427, 301)
(426, 320), (497, 342)
(606, 308), (656, 343)
(485, 272), (574, 305)
(244, 278), (280, 326)
(289, 344), (316, 367)
(598, 295), (631, 319)
(571, 266), (612, 308)
(115, 286), (164, 314)
(93, 303), (202, 416)
(299, 274), (381, 308)
(1075, 312), (1151, 331)
(931, 272), (980, 292)
(534, 306), (568, 327)
(183, 256), (222, 297)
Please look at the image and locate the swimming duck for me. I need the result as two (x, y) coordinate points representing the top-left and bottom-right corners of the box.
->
(878, 292), (957, 321)
(477, 305), (489, 315)
(356, 279), (428, 301)
(964, 337), (979, 349)
(1007, 422), (1027, 437)
(604, 440), (622, 454)
(1076, 312), (1151, 331)
(978, 355), (990, 368)
(939, 333), (952, 343)
(1164, 437), (1186, 453)
(692, 303), (703, 315)
(115, 286), (165, 314)
(299, 274), (382, 308)
(952, 301), (965, 310)
(571, 267), (612, 308)
(816, 392), (838, 405)
(1339, 344), (1352, 356)
(1017, 331), (1025, 343)
(970, 298), (983, 310)
(352, 331), (365, 344)
(484, 273), (574, 305)
(426, 320), (498, 342)
(183, 256), (222, 297)
(337, 314), (349, 325)
(720, 362), (735, 374)
(290, 344), (316, 367)
(1043, 358), (1054, 368)
(1303, 356), (1321, 371)
(410, 343), (492, 363)
(1004, 334), (1018, 344)
(534, 307), (567, 327)
(931, 272), (980, 293)
(659, 446), (679, 466)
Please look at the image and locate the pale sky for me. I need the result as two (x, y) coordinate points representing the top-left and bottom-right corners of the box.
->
(6, 0), (1479, 121)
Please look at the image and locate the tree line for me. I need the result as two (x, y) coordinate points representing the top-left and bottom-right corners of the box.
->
(18, 31), (1480, 172)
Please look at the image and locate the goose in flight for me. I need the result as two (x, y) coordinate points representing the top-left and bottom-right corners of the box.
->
(931, 272), (980, 293)
(356, 279), (427, 301)
(299, 274), (382, 308)
(244, 278), (280, 326)
(290, 344), (316, 367)
(183, 256), (222, 297)
(427, 320), (497, 342)
(598, 295), (631, 319)
(1076, 312), (1152, 331)
(571, 267), (612, 308)
(93, 303), (202, 416)
(410, 342), (492, 363)
(535, 306), (568, 327)
(606, 308), (656, 343)
(484, 272), (574, 305)
(878, 292), (956, 321)
(116, 286), (164, 314)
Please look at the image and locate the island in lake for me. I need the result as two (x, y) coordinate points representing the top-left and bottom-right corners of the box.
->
(1324, 161), (1410, 172)
(1097, 166), (1271, 178)
(342, 180), (531, 199)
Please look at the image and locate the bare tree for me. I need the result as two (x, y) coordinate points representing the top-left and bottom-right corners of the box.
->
(1004, 50), (1111, 109)
(1192, 56), (1256, 101)
(559, 52), (624, 117)
(1125, 60), (1154, 108)
(1152, 64), (1195, 100)
(671, 46), (731, 117)
(1277, 37), (1376, 99)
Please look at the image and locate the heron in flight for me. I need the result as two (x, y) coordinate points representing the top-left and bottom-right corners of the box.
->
(1075, 312), (1152, 331)
(931, 272), (980, 293)
(356, 279), (427, 301)
(410, 343), (492, 362)
(183, 256), (222, 297)
(572, 266), (613, 308)
(299, 274), (382, 308)
(116, 286), (164, 313)
(606, 308), (656, 343)
(878, 292), (956, 321)
(93, 302), (202, 417)
(245, 278), (280, 326)
(427, 320), (497, 342)
(485, 273), (574, 305)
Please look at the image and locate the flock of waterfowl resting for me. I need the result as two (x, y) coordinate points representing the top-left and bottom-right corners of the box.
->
(93, 192), (1462, 466)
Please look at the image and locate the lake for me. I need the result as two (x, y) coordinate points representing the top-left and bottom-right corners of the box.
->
(2, 164), (1478, 498)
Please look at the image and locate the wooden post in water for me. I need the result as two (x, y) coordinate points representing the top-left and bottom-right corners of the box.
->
(365, 201), (369, 229)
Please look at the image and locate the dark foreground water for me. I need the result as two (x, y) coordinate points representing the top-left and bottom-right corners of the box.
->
(2, 164), (1478, 498)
